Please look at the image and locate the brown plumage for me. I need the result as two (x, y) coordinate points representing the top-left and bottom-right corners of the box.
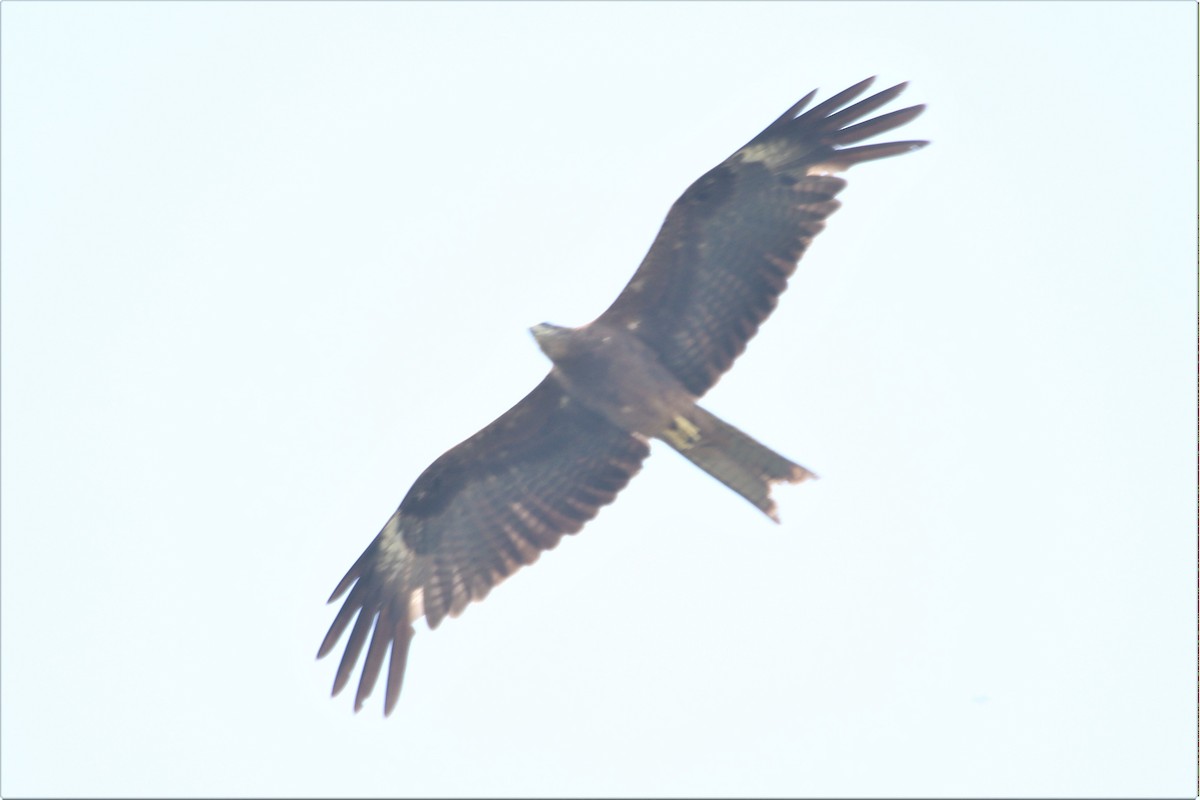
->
(318, 77), (928, 715)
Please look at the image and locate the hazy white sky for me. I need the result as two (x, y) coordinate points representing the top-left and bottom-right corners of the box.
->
(2, 2), (1196, 797)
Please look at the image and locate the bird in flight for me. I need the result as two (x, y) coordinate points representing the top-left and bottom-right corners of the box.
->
(318, 77), (927, 715)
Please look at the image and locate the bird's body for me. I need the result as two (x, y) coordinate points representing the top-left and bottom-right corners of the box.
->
(532, 321), (696, 438)
(318, 77), (928, 715)
(533, 320), (812, 520)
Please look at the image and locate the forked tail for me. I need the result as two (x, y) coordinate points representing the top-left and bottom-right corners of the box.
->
(658, 405), (815, 522)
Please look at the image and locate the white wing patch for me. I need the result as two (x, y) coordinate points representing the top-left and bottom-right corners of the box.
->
(407, 586), (425, 621)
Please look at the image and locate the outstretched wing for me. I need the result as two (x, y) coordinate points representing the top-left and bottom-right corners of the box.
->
(597, 77), (927, 396)
(317, 375), (649, 715)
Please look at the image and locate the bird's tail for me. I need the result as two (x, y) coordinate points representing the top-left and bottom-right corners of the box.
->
(657, 405), (815, 522)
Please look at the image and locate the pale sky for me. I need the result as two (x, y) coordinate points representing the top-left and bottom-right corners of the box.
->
(2, 2), (1196, 797)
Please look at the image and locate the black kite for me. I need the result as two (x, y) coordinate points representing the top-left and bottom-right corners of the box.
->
(318, 77), (928, 715)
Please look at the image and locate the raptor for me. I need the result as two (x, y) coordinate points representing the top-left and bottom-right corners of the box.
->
(318, 77), (928, 715)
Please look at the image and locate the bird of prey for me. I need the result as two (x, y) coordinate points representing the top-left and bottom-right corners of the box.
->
(318, 77), (927, 716)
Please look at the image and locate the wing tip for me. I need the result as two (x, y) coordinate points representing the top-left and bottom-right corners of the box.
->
(807, 138), (930, 174)
(746, 78), (926, 174)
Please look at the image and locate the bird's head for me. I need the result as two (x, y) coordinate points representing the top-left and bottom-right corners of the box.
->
(530, 322), (571, 361)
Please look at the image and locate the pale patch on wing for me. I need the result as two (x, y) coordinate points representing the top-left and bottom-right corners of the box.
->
(509, 500), (534, 526)
(738, 140), (791, 167)
(805, 162), (845, 176)
(507, 502), (550, 555)
(764, 254), (795, 271)
(408, 586), (425, 621)
(376, 511), (409, 569)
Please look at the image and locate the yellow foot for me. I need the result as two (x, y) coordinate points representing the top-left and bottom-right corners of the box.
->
(663, 415), (702, 449)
